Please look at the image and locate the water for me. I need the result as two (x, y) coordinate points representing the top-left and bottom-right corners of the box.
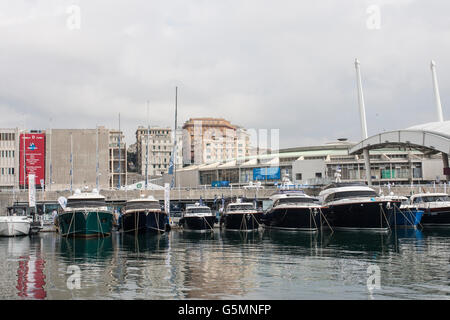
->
(0, 228), (449, 300)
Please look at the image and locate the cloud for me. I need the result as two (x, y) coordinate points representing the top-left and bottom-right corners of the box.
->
(0, 0), (449, 149)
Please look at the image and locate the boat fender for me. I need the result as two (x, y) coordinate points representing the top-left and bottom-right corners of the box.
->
(386, 202), (391, 209)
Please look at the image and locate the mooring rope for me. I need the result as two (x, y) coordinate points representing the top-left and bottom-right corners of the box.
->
(239, 213), (246, 230)
(250, 212), (261, 229)
(393, 203), (416, 228)
(62, 211), (76, 237)
(202, 216), (214, 232)
(380, 204), (391, 230)
(318, 207), (333, 233)
(147, 211), (164, 233)
(310, 208), (319, 230)
(96, 211), (105, 238)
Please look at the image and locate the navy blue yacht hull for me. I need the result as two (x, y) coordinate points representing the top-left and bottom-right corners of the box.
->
(180, 216), (216, 232)
(262, 207), (321, 231)
(322, 201), (393, 231)
(222, 212), (263, 231)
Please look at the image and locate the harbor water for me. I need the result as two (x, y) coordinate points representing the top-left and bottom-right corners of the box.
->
(0, 228), (449, 300)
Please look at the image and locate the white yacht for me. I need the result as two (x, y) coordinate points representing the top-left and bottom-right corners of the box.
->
(0, 215), (32, 237)
(406, 193), (450, 227)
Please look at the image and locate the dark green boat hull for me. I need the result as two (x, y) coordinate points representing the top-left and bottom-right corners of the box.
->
(58, 210), (114, 237)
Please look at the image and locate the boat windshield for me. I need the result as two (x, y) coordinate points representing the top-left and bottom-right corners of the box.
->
(186, 208), (211, 214)
(326, 190), (377, 202)
(413, 195), (450, 203)
(66, 198), (106, 208)
(126, 201), (161, 210)
(227, 204), (254, 211)
(275, 197), (317, 205)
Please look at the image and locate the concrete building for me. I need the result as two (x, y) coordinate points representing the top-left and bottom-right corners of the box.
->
(136, 126), (182, 177)
(46, 128), (110, 191)
(45, 127), (126, 191)
(0, 128), (19, 190)
(171, 138), (447, 188)
(182, 117), (250, 166)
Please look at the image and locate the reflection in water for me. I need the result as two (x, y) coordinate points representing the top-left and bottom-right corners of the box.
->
(60, 236), (114, 262)
(0, 228), (450, 299)
(119, 233), (169, 254)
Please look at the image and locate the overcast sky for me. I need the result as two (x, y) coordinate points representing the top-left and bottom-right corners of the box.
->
(1, 0), (449, 148)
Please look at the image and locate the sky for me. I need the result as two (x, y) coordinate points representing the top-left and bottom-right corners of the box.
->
(1, 0), (450, 148)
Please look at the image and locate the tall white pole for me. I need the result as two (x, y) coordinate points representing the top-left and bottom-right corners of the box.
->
(49, 119), (52, 191)
(431, 60), (444, 122)
(118, 113), (121, 189)
(355, 58), (372, 186)
(174, 86), (178, 188)
(431, 60), (449, 181)
(96, 126), (99, 190)
(145, 101), (149, 190)
(70, 132), (73, 193)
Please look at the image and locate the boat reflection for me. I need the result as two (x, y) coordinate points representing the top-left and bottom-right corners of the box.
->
(119, 232), (169, 254)
(60, 235), (114, 262)
(178, 229), (216, 242)
(220, 229), (264, 245)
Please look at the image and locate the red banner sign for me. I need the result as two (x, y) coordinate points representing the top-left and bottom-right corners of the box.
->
(19, 133), (46, 187)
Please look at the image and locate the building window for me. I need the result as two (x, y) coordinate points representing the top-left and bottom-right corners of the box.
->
(296, 173), (302, 180)
(315, 172), (322, 178)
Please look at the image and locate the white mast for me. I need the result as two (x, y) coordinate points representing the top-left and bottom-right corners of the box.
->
(118, 113), (121, 189)
(96, 126), (99, 190)
(431, 60), (444, 122)
(431, 60), (449, 181)
(145, 101), (149, 190)
(173, 86), (178, 188)
(355, 58), (372, 186)
(49, 118), (52, 191)
(70, 132), (73, 193)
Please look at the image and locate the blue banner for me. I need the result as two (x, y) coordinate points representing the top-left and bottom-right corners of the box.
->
(212, 181), (230, 187)
(253, 167), (281, 180)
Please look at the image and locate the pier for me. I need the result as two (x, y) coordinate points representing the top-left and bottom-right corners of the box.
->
(1, 184), (448, 215)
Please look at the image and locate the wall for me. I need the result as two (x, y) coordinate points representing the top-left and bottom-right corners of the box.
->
(422, 158), (445, 182)
(45, 128), (110, 190)
(292, 159), (326, 184)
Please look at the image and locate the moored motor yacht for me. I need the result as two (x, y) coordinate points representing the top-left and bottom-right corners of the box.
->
(179, 203), (216, 232)
(121, 195), (169, 234)
(0, 215), (32, 237)
(319, 182), (400, 232)
(405, 193), (450, 227)
(262, 190), (323, 232)
(58, 188), (114, 237)
(221, 200), (262, 232)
